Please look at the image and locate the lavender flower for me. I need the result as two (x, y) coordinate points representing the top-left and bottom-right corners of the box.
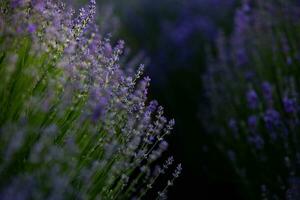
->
(283, 96), (297, 114)
(262, 81), (273, 103)
(248, 115), (258, 130)
(246, 89), (259, 109)
(0, 1), (180, 199)
(11, 0), (25, 8)
(264, 108), (280, 128)
(27, 23), (36, 33)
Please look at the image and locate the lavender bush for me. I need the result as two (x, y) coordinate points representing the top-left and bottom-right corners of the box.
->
(204, 0), (300, 199)
(0, 0), (181, 199)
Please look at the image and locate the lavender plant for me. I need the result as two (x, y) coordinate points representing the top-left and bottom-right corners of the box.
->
(0, 0), (180, 199)
(204, 0), (300, 199)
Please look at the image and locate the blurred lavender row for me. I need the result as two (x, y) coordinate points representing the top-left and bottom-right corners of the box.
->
(204, 0), (300, 199)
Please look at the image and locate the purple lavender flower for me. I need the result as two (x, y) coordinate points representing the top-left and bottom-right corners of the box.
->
(92, 104), (104, 122)
(33, 1), (45, 13)
(147, 100), (159, 113)
(27, 24), (36, 34)
(248, 115), (258, 130)
(11, 0), (25, 8)
(262, 81), (273, 102)
(283, 96), (297, 114)
(236, 48), (248, 67)
(103, 43), (113, 57)
(264, 108), (280, 128)
(159, 141), (168, 151)
(246, 89), (259, 109)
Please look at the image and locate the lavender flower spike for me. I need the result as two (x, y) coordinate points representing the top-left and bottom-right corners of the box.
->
(246, 89), (259, 109)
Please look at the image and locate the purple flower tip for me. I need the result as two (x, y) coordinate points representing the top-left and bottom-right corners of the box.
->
(264, 109), (280, 127)
(92, 97), (108, 121)
(27, 24), (37, 34)
(11, 0), (24, 8)
(262, 81), (272, 101)
(159, 141), (168, 151)
(248, 115), (258, 129)
(34, 2), (45, 12)
(283, 96), (297, 114)
(246, 89), (258, 109)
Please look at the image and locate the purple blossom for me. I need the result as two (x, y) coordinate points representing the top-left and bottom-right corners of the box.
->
(73, 0), (96, 40)
(103, 43), (113, 57)
(27, 24), (36, 33)
(147, 100), (159, 113)
(283, 96), (297, 114)
(91, 93), (109, 122)
(262, 81), (273, 102)
(234, 4), (251, 34)
(159, 141), (168, 151)
(248, 115), (258, 130)
(246, 89), (259, 109)
(172, 164), (182, 178)
(264, 109), (280, 128)
(11, 0), (25, 8)
(33, 0), (45, 12)
(236, 48), (248, 66)
(149, 136), (155, 143)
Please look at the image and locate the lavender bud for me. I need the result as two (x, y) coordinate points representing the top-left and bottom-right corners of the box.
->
(246, 89), (259, 109)
(262, 81), (273, 102)
(283, 96), (297, 114)
(248, 115), (258, 130)
(27, 24), (37, 34)
(159, 141), (168, 151)
(264, 108), (280, 128)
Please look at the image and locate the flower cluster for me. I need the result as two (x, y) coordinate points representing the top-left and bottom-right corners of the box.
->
(204, 0), (300, 199)
(0, 0), (180, 199)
